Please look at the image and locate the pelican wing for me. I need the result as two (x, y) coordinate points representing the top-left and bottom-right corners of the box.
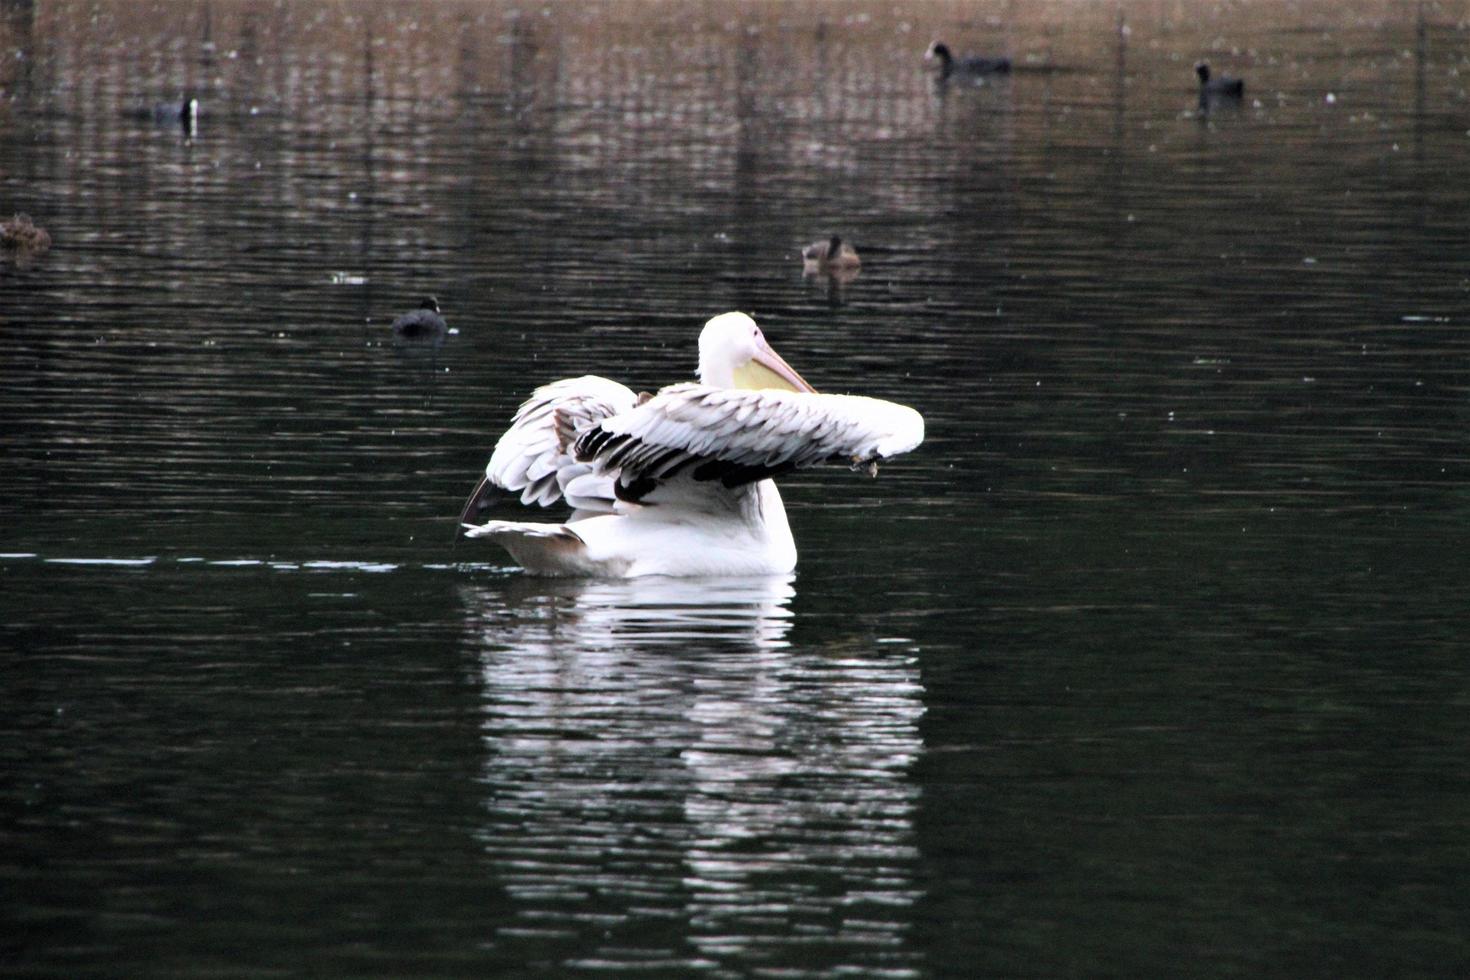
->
(486, 375), (638, 510)
(573, 382), (924, 498)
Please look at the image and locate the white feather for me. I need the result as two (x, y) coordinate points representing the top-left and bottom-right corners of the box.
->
(483, 375), (637, 512)
(583, 384), (923, 479)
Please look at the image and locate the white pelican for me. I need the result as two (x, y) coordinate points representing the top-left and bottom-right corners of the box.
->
(457, 311), (924, 577)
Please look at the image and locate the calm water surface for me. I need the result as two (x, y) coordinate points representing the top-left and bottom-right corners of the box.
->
(3, 0), (1469, 975)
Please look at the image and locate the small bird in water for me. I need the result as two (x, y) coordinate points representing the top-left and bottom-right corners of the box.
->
(1195, 62), (1244, 104)
(1, 214), (51, 253)
(802, 234), (861, 272)
(391, 296), (448, 338)
(151, 96), (199, 134)
(925, 41), (1011, 79)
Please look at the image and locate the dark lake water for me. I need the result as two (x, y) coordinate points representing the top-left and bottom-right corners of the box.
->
(4, 0), (1470, 974)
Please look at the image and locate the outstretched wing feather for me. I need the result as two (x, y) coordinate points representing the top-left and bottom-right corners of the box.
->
(572, 382), (924, 492)
(485, 375), (638, 510)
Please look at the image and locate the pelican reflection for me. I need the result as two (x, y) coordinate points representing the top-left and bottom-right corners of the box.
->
(459, 575), (926, 974)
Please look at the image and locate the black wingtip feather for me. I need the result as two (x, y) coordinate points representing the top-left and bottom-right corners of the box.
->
(615, 475), (659, 502)
(455, 476), (499, 541)
(689, 458), (799, 489)
(575, 427), (624, 462)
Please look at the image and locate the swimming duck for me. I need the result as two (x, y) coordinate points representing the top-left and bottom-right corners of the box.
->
(152, 96), (199, 133)
(801, 235), (861, 272)
(1195, 63), (1244, 99)
(391, 296), (448, 337)
(925, 41), (1011, 78)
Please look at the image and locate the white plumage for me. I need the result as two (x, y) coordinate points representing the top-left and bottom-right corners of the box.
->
(459, 312), (924, 577)
(483, 375), (636, 512)
(579, 384), (922, 480)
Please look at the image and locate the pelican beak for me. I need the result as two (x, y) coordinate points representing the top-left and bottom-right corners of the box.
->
(734, 336), (818, 393)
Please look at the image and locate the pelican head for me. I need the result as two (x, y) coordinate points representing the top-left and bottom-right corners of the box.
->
(697, 312), (816, 393)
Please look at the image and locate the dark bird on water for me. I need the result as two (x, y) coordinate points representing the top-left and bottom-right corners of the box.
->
(801, 235), (861, 271)
(1195, 62), (1244, 99)
(391, 296), (448, 337)
(151, 96), (199, 133)
(925, 41), (1011, 78)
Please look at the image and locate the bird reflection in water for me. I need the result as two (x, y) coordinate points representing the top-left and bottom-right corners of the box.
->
(459, 575), (926, 973)
(467, 574), (798, 651)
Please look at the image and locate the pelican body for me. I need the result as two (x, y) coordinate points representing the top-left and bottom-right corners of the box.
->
(459, 312), (924, 577)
